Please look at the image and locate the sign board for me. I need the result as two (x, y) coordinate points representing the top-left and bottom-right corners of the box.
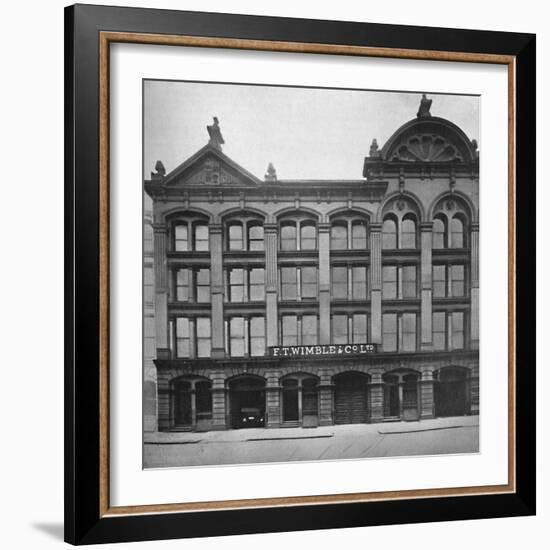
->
(269, 344), (376, 358)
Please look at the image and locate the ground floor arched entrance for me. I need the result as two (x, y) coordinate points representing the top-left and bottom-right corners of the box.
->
(333, 372), (369, 425)
(383, 371), (420, 421)
(228, 376), (266, 428)
(434, 367), (470, 417)
(281, 375), (319, 427)
(172, 377), (213, 431)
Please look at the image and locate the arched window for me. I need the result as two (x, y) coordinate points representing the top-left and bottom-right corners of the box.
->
(300, 222), (317, 250)
(433, 217), (447, 249)
(228, 223), (243, 250)
(451, 216), (465, 248)
(248, 223), (264, 251)
(382, 217), (397, 249)
(193, 222), (209, 251)
(401, 216), (417, 249)
(330, 222), (348, 250)
(280, 222), (297, 251)
(352, 221), (368, 249)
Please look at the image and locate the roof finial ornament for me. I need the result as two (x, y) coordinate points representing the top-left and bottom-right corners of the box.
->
(265, 162), (277, 182)
(369, 138), (380, 157)
(417, 94), (432, 118)
(151, 160), (166, 180)
(207, 116), (225, 150)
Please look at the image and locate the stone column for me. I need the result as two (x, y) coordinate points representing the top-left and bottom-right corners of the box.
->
(264, 224), (279, 348)
(420, 222), (433, 351)
(211, 372), (227, 430)
(209, 224), (225, 358)
(318, 371), (333, 426)
(156, 372), (171, 431)
(470, 364), (479, 415)
(153, 224), (170, 357)
(265, 370), (282, 428)
(470, 223), (480, 350)
(369, 371), (384, 422)
(370, 224), (382, 345)
(420, 370), (435, 419)
(318, 223), (331, 344)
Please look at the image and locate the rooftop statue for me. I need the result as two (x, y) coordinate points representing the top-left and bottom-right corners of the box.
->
(369, 138), (380, 157)
(265, 162), (277, 182)
(417, 94), (432, 118)
(207, 116), (225, 150)
(151, 159), (166, 179)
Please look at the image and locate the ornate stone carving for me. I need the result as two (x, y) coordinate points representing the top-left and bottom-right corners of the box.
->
(369, 138), (380, 157)
(389, 134), (464, 163)
(151, 160), (166, 180)
(207, 116), (225, 150)
(417, 94), (432, 118)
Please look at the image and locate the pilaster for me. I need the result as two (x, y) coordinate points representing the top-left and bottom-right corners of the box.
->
(470, 223), (480, 350)
(318, 223), (331, 344)
(420, 222), (433, 351)
(264, 224), (279, 348)
(209, 225), (225, 358)
(370, 223), (382, 344)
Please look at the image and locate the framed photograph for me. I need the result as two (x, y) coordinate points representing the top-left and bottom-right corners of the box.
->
(65, 3), (536, 545)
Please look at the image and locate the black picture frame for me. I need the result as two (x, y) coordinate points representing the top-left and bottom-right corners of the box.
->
(65, 3), (536, 545)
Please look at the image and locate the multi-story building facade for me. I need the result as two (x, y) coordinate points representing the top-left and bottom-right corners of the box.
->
(144, 96), (479, 432)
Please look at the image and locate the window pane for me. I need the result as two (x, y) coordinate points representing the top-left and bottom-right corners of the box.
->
(353, 313), (367, 343)
(229, 268), (245, 302)
(402, 265), (417, 299)
(352, 221), (367, 249)
(451, 265), (465, 297)
(402, 313), (416, 352)
(302, 315), (318, 345)
(352, 266), (367, 300)
(301, 266), (317, 298)
(176, 269), (189, 301)
(451, 217), (464, 248)
(402, 218), (416, 249)
(301, 223), (317, 250)
(248, 224), (264, 251)
(194, 223), (209, 251)
(451, 312), (465, 349)
(230, 317), (245, 357)
(249, 268), (265, 301)
(382, 266), (397, 299)
(433, 218), (446, 249)
(330, 223), (347, 250)
(250, 317), (265, 356)
(176, 318), (190, 357)
(196, 268), (210, 303)
(432, 265), (446, 298)
(332, 314), (348, 344)
(282, 315), (298, 346)
(228, 224), (243, 250)
(382, 218), (397, 249)
(280, 223), (297, 250)
(281, 267), (298, 300)
(331, 266), (348, 299)
(432, 312), (446, 351)
(382, 313), (397, 352)
(196, 317), (211, 358)
(174, 224), (188, 251)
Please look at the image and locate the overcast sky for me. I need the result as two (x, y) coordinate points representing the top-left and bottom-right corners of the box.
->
(144, 80), (479, 180)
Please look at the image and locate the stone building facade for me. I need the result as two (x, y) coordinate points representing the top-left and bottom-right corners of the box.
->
(144, 97), (479, 432)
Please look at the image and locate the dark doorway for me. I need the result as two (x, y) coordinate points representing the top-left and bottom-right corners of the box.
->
(402, 373), (419, 420)
(282, 379), (299, 422)
(434, 368), (470, 417)
(334, 372), (369, 425)
(383, 374), (400, 418)
(229, 377), (266, 428)
(174, 381), (192, 426)
(302, 378), (319, 427)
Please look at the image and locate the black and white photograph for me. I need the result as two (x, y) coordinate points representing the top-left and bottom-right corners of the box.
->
(142, 80), (480, 468)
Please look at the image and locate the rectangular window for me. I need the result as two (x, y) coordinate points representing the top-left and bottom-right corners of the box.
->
(382, 313), (397, 352)
(174, 224), (188, 252)
(433, 265), (446, 298)
(228, 224), (243, 250)
(144, 266), (154, 304)
(451, 312), (465, 350)
(352, 266), (368, 300)
(302, 315), (318, 345)
(175, 268), (190, 302)
(176, 317), (191, 358)
(196, 317), (211, 357)
(382, 265), (397, 299)
(230, 317), (246, 357)
(249, 268), (265, 301)
(352, 313), (368, 343)
(332, 314), (348, 344)
(433, 312), (447, 351)
(331, 266), (348, 299)
(401, 312), (417, 352)
(301, 266), (318, 298)
(402, 265), (417, 299)
(195, 268), (210, 303)
(194, 224), (209, 251)
(282, 315), (298, 346)
(229, 268), (245, 302)
(451, 265), (465, 297)
(280, 267), (298, 300)
(250, 317), (265, 357)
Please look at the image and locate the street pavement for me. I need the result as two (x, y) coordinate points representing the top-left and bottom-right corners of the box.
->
(143, 415), (479, 468)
